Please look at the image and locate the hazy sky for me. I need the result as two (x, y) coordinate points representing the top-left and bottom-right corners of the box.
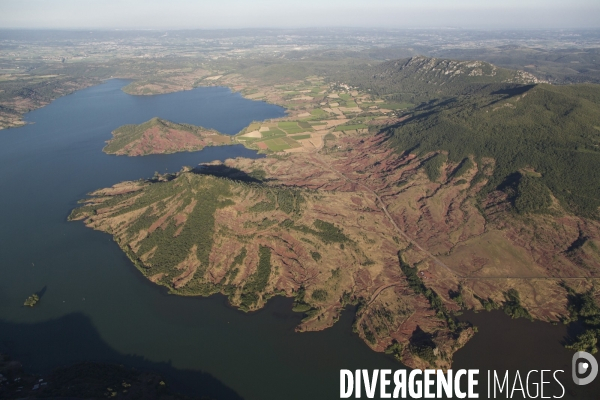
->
(1, 0), (599, 29)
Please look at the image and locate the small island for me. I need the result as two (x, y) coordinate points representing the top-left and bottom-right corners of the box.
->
(103, 117), (233, 156)
(24, 294), (39, 307)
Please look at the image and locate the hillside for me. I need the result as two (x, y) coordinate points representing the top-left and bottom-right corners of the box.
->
(334, 56), (543, 103)
(382, 83), (600, 219)
(70, 133), (600, 369)
(69, 159), (479, 371)
(332, 57), (600, 218)
(103, 117), (232, 156)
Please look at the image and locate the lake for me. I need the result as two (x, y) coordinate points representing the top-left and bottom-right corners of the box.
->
(0, 79), (598, 399)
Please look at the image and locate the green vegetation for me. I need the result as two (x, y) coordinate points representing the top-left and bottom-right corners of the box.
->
(563, 285), (600, 354)
(290, 134), (311, 140)
(277, 189), (305, 214)
(278, 121), (310, 135)
(361, 323), (377, 345)
(291, 286), (318, 314)
(409, 343), (437, 365)
(248, 188), (304, 215)
(232, 248), (247, 268)
(292, 303), (312, 313)
(475, 295), (500, 312)
(240, 246), (273, 309)
(248, 168), (267, 181)
(335, 57), (600, 218)
(398, 252), (462, 332)
(451, 158), (474, 179)
(312, 289), (328, 301)
(281, 218), (349, 244)
(422, 153), (447, 182)
(313, 220), (349, 243)
(379, 102), (414, 110)
(337, 56), (526, 104)
(566, 330), (598, 354)
(70, 173), (289, 297)
(310, 108), (329, 118)
(335, 124), (368, 132)
(385, 341), (404, 361)
(0, 72), (107, 128)
(103, 117), (227, 155)
(138, 178), (232, 279)
(502, 289), (533, 320)
(382, 84), (600, 218)
(449, 286), (467, 309)
(24, 294), (39, 307)
(223, 247), (247, 284)
(513, 175), (552, 214)
(261, 128), (286, 138)
(264, 138), (291, 151)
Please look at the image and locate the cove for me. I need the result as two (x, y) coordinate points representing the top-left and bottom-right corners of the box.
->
(0, 80), (400, 400)
(454, 310), (600, 398)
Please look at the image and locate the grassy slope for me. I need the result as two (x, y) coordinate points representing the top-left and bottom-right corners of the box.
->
(335, 56), (535, 103)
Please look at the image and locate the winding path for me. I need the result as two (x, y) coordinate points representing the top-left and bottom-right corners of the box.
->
(312, 145), (599, 282)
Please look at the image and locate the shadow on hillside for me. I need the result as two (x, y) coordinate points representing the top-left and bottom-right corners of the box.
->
(192, 164), (265, 183)
(0, 313), (244, 399)
(491, 84), (535, 98)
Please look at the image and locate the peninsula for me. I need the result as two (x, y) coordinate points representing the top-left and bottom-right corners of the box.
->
(103, 117), (232, 156)
(71, 57), (600, 369)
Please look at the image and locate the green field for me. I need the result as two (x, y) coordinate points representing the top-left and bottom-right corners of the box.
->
(344, 101), (358, 108)
(262, 136), (303, 151)
(310, 108), (329, 118)
(338, 93), (351, 100)
(264, 137), (291, 151)
(379, 102), (414, 110)
(278, 121), (308, 135)
(335, 124), (368, 132)
(261, 128), (286, 138)
(283, 137), (301, 146)
(290, 134), (311, 140)
(278, 121), (300, 129)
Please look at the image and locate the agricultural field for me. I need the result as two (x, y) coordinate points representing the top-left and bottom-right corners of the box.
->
(334, 123), (368, 132)
(237, 120), (313, 152)
(231, 76), (403, 153)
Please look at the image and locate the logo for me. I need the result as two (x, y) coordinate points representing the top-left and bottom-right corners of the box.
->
(572, 351), (598, 386)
